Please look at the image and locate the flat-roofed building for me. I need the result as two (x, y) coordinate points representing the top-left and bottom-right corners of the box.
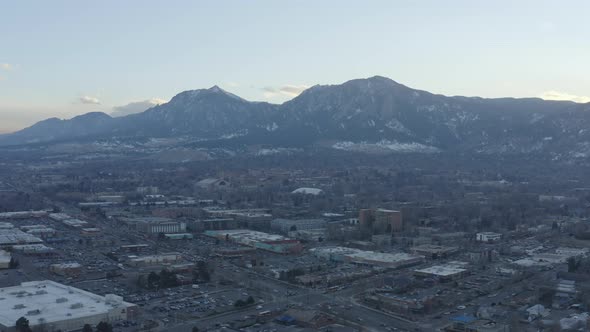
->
(0, 249), (11, 269)
(0, 228), (43, 247)
(12, 244), (56, 256)
(205, 229), (302, 254)
(50, 263), (83, 277)
(310, 246), (424, 269)
(411, 244), (458, 259)
(0, 211), (48, 219)
(414, 262), (469, 282)
(476, 232), (502, 243)
(127, 253), (182, 267)
(0, 280), (137, 332)
(123, 217), (186, 234)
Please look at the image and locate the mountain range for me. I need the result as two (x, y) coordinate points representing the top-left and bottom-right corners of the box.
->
(2, 76), (590, 157)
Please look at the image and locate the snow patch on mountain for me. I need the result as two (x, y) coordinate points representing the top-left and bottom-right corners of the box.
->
(265, 122), (279, 132)
(220, 129), (248, 139)
(385, 119), (412, 135)
(332, 140), (439, 153)
(255, 147), (302, 156)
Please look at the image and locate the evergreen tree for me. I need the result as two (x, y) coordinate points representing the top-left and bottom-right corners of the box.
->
(15, 317), (32, 332)
(96, 322), (113, 332)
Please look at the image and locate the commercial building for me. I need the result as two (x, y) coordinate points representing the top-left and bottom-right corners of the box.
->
(476, 232), (502, 243)
(122, 217), (186, 234)
(0, 249), (11, 269)
(0, 210), (48, 219)
(12, 244), (56, 256)
(127, 253), (182, 267)
(270, 218), (326, 234)
(443, 316), (509, 332)
(0, 280), (137, 332)
(310, 246), (424, 269)
(164, 233), (193, 240)
(414, 262), (469, 282)
(190, 218), (237, 231)
(375, 209), (403, 233)
(50, 263), (83, 277)
(26, 227), (57, 239)
(119, 244), (150, 253)
(62, 219), (89, 228)
(0, 222), (14, 229)
(0, 228), (43, 247)
(204, 229), (302, 254)
(359, 208), (403, 234)
(410, 244), (458, 259)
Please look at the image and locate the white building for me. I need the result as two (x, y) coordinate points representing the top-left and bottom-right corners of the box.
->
(0, 249), (11, 269)
(476, 232), (502, 243)
(128, 253), (181, 266)
(414, 262), (469, 282)
(0, 228), (43, 246)
(0, 280), (136, 332)
(309, 246), (424, 269)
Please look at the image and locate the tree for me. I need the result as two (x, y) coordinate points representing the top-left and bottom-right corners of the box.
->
(192, 327), (200, 332)
(147, 271), (160, 289)
(15, 317), (32, 332)
(567, 257), (581, 273)
(9, 257), (19, 269)
(83, 324), (93, 332)
(96, 322), (113, 332)
(234, 299), (246, 307)
(246, 296), (255, 304)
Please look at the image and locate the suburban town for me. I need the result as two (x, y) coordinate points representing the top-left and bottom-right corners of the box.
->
(0, 149), (589, 332)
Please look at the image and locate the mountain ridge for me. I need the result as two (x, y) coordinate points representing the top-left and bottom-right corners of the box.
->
(1, 76), (589, 157)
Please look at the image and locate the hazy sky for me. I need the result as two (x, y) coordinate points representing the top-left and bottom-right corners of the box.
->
(1, 1), (589, 133)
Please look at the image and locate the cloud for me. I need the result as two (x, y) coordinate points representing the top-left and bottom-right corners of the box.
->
(0, 63), (13, 71)
(262, 84), (309, 99)
(79, 95), (101, 105)
(110, 98), (167, 117)
(539, 91), (590, 104)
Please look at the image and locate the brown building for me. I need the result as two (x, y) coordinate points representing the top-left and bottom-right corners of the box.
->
(359, 208), (403, 234)
(375, 209), (403, 233)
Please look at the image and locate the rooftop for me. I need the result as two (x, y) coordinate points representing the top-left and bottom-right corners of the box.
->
(415, 264), (468, 276)
(0, 228), (43, 246)
(0, 280), (134, 328)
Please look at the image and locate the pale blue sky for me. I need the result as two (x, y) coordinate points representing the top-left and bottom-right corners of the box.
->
(1, 0), (589, 132)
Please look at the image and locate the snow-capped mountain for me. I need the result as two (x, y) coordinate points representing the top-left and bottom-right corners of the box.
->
(2, 76), (590, 157)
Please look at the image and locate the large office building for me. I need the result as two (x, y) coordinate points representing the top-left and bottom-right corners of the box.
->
(359, 208), (403, 234)
(0, 280), (137, 332)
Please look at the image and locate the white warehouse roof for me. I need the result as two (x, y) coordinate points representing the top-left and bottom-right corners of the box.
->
(0, 280), (134, 330)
